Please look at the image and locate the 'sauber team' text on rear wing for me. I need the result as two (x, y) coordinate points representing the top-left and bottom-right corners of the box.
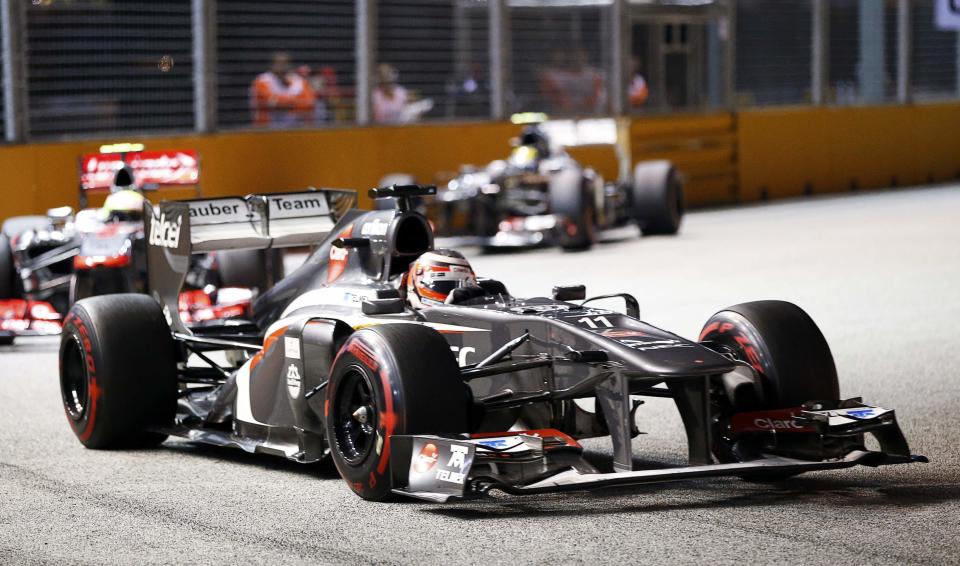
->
(144, 188), (356, 334)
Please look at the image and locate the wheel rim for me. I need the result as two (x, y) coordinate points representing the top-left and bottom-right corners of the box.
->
(60, 335), (88, 421)
(332, 366), (379, 466)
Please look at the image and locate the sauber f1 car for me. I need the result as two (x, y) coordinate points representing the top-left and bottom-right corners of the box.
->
(425, 123), (684, 251)
(58, 184), (924, 502)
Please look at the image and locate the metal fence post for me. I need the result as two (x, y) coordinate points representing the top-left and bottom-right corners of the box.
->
(193, 0), (217, 133)
(1, 0), (28, 142)
(356, 0), (376, 125)
(725, 0), (736, 109)
(609, 0), (628, 116)
(489, 0), (508, 121)
(812, 0), (829, 106)
(858, 0), (885, 103)
(896, 0), (911, 104)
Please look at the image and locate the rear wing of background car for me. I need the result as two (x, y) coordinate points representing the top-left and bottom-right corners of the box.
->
(78, 149), (201, 208)
(511, 114), (629, 181)
(144, 188), (356, 334)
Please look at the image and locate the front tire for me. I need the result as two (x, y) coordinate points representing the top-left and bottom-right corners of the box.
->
(700, 300), (839, 407)
(700, 300), (840, 476)
(325, 324), (471, 501)
(59, 294), (178, 448)
(549, 168), (596, 251)
(632, 160), (684, 236)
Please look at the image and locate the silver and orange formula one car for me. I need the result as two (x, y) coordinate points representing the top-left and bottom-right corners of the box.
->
(58, 184), (924, 502)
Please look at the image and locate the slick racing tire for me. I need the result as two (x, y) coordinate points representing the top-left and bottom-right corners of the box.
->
(700, 300), (839, 478)
(0, 234), (14, 299)
(325, 324), (471, 501)
(215, 249), (284, 293)
(632, 160), (684, 236)
(700, 300), (839, 407)
(549, 168), (596, 251)
(59, 294), (177, 448)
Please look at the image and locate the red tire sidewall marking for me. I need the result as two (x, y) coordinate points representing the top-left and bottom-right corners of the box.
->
(702, 317), (766, 376)
(328, 332), (401, 496)
(63, 312), (101, 443)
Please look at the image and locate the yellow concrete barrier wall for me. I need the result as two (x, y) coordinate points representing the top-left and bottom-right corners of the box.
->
(0, 122), (522, 219)
(1, 102), (958, 221)
(738, 102), (960, 201)
(629, 112), (738, 207)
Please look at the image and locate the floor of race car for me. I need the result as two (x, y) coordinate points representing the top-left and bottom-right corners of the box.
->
(2, 184), (958, 565)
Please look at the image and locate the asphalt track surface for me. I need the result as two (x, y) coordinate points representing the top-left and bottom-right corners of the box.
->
(2, 184), (959, 565)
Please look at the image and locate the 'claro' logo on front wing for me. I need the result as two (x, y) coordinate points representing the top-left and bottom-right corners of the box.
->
(730, 409), (813, 435)
(149, 212), (183, 249)
(753, 417), (805, 430)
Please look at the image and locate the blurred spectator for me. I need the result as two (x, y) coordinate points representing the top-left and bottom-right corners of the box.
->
(373, 63), (433, 123)
(539, 49), (606, 115)
(446, 63), (489, 118)
(308, 66), (344, 123)
(250, 52), (320, 127)
(250, 52), (297, 126)
(628, 56), (650, 107)
(373, 63), (409, 123)
(289, 65), (318, 123)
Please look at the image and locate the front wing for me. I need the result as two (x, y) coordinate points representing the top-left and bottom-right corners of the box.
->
(390, 403), (926, 502)
(0, 299), (63, 342)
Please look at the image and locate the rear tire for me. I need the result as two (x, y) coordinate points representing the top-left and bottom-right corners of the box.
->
(215, 249), (284, 292)
(325, 324), (471, 501)
(632, 160), (684, 236)
(59, 294), (177, 448)
(549, 168), (595, 251)
(700, 300), (839, 478)
(0, 234), (16, 299)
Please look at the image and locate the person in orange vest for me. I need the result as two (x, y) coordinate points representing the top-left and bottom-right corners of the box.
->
(250, 52), (305, 127)
(288, 65), (318, 124)
(629, 56), (650, 107)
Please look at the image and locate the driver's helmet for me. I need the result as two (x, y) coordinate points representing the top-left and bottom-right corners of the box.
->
(406, 249), (477, 308)
(508, 145), (540, 170)
(509, 125), (550, 170)
(102, 189), (145, 222)
(110, 164), (138, 194)
(519, 125), (550, 157)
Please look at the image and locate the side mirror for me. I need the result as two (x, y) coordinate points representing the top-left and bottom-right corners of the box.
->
(553, 284), (586, 301)
(581, 293), (640, 320)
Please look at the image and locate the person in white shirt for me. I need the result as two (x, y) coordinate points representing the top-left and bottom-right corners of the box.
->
(373, 63), (409, 123)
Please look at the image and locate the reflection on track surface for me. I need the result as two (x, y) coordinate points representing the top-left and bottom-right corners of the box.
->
(2, 185), (958, 565)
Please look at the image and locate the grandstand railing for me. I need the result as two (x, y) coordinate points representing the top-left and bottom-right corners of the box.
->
(0, 0), (956, 142)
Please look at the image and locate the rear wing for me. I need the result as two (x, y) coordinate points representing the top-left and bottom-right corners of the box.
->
(78, 149), (201, 208)
(144, 188), (356, 334)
